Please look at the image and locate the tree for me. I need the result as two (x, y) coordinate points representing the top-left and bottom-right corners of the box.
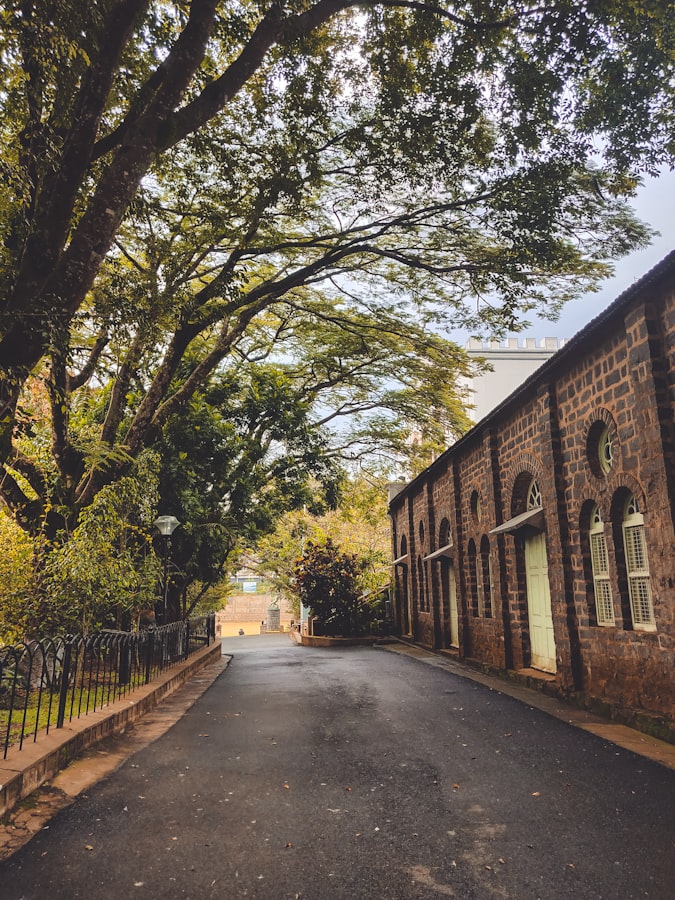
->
(0, 510), (35, 642)
(37, 454), (161, 635)
(292, 538), (366, 636)
(0, 239), (477, 544)
(2, 0), (674, 472)
(254, 473), (393, 614)
(0, 450), (160, 638)
(152, 363), (344, 621)
(1, 0), (674, 628)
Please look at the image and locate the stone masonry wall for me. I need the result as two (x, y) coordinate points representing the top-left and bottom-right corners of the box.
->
(389, 251), (675, 731)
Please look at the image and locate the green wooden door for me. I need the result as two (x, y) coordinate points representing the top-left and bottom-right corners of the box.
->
(524, 530), (556, 673)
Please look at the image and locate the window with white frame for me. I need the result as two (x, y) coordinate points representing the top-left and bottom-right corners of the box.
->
(589, 505), (614, 626)
(527, 479), (542, 510)
(622, 495), (656, 630)
(599, 426), (614, 475)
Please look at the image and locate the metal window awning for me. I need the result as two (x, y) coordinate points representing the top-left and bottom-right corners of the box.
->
(423, 542), (454, 561)
(490, 507), (545, 535)
(391, 555), (409, 567)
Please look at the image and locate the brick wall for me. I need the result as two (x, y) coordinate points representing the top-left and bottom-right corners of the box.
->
(390, 251), (675, 732)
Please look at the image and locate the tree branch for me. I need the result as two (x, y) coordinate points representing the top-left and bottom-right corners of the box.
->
(69, 329), (109, 391)
(6, 449), (47, 500)
(0, 465), (43, 531)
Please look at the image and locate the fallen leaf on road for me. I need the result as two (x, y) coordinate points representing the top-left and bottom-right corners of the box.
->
(345, 786), (352, 792)
(85, 845), (94, 851)
(453, 783), (460, 790)
(283, 783), (290, 789)
(285, 842), (293, 848)
(532, 791), (541, 797)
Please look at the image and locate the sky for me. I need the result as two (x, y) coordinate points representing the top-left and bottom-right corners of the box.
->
(456, 168), (675, 345)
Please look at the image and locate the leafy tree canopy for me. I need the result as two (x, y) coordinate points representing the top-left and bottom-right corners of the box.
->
(0, 510), (35, 642)
(0, 0), (674, 585)
(254, 473), (392, 614)
(152, 363), (345, 620)
(292, 537), (367, 636)
(0, 450), (160, 638)
(1, 0), (674, 444)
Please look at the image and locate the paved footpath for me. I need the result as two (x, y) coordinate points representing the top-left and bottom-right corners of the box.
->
(1, 634), (674, 899)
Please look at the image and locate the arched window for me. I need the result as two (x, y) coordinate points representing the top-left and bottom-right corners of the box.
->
(480, 535), (493, 618)
(587, 418), (616, 477)
(622, 495), (655, 630)
(417, 556), (426, 612)
(589, 505), (614, 626)
(470, 490), (482, 523)
(599, 426), (614, 475)
(439, 517), (452, 548)
(527, 479), (542, 510)
(467, 539), (479, 616)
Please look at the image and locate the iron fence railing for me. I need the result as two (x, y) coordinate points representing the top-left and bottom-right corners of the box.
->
(0, 614), (216, 759)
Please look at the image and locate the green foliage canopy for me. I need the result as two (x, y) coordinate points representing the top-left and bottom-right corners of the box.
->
(292, 538), (366, 636)
(0, 511), (35, 642)
(0, 0), (674, 633)
(0, 450), (160, 638)
(1, 0), (674, 464)
(154, 364), (344, 619)
(254, 474), (392, 615)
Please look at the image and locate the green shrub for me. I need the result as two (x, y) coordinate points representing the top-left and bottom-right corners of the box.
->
(291, 538), (391, 636)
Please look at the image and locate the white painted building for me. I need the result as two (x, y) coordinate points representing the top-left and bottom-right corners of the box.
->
(464, 337), (563, 423)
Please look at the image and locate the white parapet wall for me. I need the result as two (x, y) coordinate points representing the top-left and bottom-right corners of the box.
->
(464, 337), (564, 423)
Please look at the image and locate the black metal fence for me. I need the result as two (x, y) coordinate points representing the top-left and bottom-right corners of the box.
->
(0, 614), (216, 759)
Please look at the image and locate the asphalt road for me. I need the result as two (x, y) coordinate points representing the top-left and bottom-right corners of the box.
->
(0, 634), (674, 899)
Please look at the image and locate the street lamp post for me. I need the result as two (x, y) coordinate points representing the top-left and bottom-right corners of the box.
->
(154, 515), (180, 622)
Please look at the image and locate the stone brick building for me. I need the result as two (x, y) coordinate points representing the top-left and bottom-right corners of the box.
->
(389, 250), (675, 737)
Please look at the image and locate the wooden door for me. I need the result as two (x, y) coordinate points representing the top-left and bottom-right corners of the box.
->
(524, 530), (556, 673)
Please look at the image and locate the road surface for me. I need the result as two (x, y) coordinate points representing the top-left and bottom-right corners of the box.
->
(0, 634), (673, 898)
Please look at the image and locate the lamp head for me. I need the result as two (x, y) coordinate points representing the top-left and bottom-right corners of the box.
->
(154, 515), (180, 537)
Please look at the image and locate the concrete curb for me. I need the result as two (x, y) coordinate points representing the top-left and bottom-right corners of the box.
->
(0, 640), (222, 819)
(289, 630), (379, 647)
